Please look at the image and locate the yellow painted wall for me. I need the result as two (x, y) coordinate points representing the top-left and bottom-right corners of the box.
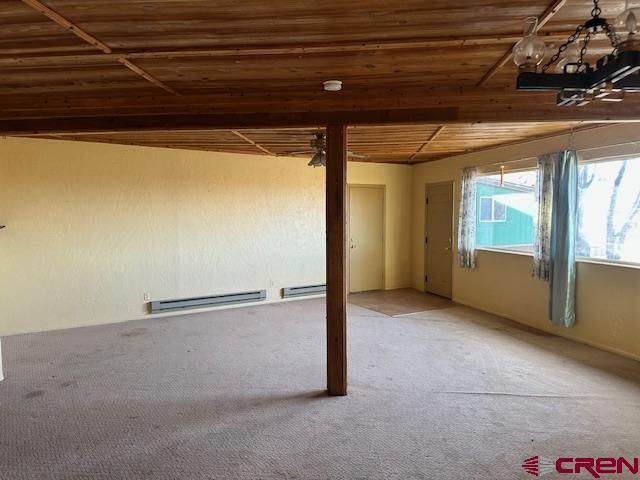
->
(348, 162), (413, 290)
(2, 125), (637, 361)
(411, 124), (640, 360)
(0, 137), (412, 336)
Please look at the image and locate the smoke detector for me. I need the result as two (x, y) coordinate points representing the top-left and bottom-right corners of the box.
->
(323, 80), (342, 92)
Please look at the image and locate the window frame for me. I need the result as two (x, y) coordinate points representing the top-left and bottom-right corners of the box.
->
(471, 154), (640, 270)
(474, 170), (537, 251)
(478, 196), (507, 223)
(575, 154), (640, 268)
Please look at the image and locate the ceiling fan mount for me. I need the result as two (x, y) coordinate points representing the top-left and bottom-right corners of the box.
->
(280, 131), (368, 166)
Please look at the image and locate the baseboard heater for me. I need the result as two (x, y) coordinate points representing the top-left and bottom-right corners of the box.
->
(150, 290), (266, 313)
(281, 284), (326, 298)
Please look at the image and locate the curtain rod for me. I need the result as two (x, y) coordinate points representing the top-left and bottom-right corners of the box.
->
(475, 139), (640, 170)
(578, 140), (640, 153)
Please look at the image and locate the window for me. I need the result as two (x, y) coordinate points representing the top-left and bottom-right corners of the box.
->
(577, 156), (640, 264)
(480, 197), (507, 222)
(475, 170), (537, 252)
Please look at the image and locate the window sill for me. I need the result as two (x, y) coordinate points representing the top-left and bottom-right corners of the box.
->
(475, 247), (533, 257)
(576, 257), (640, 270)
(475, 247), (640, 270)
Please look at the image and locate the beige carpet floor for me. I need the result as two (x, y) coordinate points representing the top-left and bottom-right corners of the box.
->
(1, 299), (639, 479)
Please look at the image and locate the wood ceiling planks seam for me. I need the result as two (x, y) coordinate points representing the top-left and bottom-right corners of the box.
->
(476, 0), (568, 87)
(408, 125), (446, 162)
(19, 0), (181, 95)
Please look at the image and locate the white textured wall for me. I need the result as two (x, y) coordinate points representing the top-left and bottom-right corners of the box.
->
(0, 137), (412, 336)
(411, 124), (640, 360)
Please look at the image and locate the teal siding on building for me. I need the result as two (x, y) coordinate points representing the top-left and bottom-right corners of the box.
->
(475, 182), (534, 248)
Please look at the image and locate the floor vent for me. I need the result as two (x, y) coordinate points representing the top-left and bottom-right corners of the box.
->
(282, 284), (326, 298)
(150, 290), (266, 313)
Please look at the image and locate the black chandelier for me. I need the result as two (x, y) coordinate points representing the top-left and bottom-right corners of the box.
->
(515, 0), (640, 106)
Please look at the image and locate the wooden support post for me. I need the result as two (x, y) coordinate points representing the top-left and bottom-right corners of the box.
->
(326, 124), (348, 396)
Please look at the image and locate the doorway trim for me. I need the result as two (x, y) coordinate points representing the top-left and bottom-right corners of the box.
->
(424, 180), (455, 297)
(347, 183), (386, 292)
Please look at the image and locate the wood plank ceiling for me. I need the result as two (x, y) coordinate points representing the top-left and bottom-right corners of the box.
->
(0, 0), (634, 163)
(42, 123), (592, 163)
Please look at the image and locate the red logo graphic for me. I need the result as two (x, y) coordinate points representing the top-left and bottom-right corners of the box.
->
(522, 456), (554, 477)
(522, 456), (639, 478)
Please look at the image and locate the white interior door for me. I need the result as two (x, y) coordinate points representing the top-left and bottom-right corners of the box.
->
(425, 182), (453, 298)
(349, 185), (384, 293)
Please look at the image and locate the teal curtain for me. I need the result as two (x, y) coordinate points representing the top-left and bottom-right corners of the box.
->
(549, 150), (578, 327)
(533, 151), (577, 327)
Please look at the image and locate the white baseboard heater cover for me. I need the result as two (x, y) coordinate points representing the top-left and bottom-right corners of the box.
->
(282, 284), (326, 298)
(150, 290), (266, 313)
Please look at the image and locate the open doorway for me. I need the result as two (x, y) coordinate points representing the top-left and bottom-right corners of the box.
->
(348, 185), (385, 293)
(424, 182), (454, 299)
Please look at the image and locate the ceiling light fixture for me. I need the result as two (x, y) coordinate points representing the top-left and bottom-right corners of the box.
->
(323, 80), (343, 92)
(514, 0), (640, 106)
(308, 132), (326, 167)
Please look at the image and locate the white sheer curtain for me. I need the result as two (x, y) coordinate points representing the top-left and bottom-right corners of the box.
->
(457, 166), (477, 269)
(533, 154), (554, 280)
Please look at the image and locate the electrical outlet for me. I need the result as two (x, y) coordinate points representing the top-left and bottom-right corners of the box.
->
(144, 292), (150, 302)
(269, 279), (275, 287)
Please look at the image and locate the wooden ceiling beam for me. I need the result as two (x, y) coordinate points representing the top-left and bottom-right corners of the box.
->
(4, 86), (630, 121)
(476, 0), (568, 87)
(230, 130), (277, 156)
(0, 86), (513, 113)
(2, 105), (637, 137)
(0, 108), (457, 135)
(408, 126), (446, 162)
(19, 0), (179, 95)
(3, 80), (639, 131)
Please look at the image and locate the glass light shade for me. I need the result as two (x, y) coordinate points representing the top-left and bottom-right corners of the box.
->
(615, 1), (640, 50)
(513, 17), (546, 71)
(308, 132), (326, 167)
(308, 150), (326, 168)
(555, 42), (582, 73)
